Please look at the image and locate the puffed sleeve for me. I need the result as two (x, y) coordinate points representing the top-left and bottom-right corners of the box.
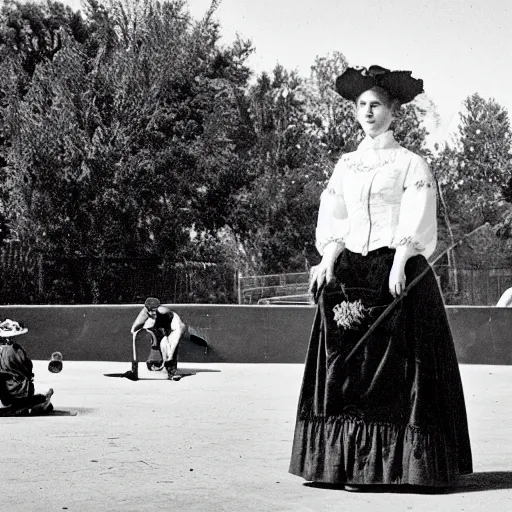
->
(392, 155), (437, 260)
(315, 157), (350, 256)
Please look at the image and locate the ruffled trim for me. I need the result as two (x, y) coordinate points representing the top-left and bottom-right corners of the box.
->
(344, 149), (399, 174)
(410, 179), (434, 189)
(289, 415), (467, 486)
(317, 237), (345, 253)
(390, 236), (425, 252)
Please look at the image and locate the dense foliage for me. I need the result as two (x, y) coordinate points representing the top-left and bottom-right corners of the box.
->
(0, 0), (510, 304)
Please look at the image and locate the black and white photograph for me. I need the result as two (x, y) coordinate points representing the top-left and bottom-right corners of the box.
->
(0, 0), (511, 510)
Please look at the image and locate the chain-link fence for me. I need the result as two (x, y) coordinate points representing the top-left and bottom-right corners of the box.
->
(0, 243), (237, 304)
(1, 242), (511, 306)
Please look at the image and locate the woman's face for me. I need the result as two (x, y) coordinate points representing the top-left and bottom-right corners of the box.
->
(355, 89), (394, 138)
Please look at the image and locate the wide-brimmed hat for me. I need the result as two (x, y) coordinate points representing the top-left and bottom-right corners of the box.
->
(0, 319), (28, 338)
(335, 65), (424, 104)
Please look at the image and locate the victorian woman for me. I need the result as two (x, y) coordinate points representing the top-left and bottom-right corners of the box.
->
(289, 65), (472, 491)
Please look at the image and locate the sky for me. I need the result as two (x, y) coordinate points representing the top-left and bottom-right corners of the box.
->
(62, 0), (512, 147)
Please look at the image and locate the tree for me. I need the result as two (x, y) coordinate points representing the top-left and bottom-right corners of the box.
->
(0, 1), (95, 242)
(442, 94), (512, 228)
(432, 94), (512, 302)
(1, 0), (255, 259)
(226, 65), (329, 274)
(0, 0), (259, 302)
(0, 1), (442, 301)
(434, 94), (512, 249)
(229, 53), (435, 275)
(0, 0), (92, 78)
(225, 54), (358, 275)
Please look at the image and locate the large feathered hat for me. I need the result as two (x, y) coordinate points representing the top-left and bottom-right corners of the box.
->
(0, 319), (28, 338)
(335, 65), (424, 104)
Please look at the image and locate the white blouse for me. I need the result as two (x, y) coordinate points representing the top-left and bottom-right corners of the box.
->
(316, 130), (437, 259)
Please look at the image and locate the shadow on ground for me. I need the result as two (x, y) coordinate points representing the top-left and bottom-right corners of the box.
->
(454, 472), (512, 493)
(303, 472), (512, 494)
(0, 406), (93, 417)
(104, 367), (222, 380)
(176, 368), (221, 373)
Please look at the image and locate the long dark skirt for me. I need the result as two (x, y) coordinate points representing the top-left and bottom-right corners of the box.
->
(289, 248), (473, 487)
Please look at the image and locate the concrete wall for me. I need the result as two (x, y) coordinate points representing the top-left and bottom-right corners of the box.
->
(1, 304), (511, 365)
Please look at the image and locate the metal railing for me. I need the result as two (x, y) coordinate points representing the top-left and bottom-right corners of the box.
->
(239, 267), (512, 306)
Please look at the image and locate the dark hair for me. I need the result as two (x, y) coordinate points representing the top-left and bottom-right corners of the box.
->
(144, 297), (160, 309)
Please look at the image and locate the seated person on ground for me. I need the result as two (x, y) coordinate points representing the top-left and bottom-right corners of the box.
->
(130, 297), (187, 380)
(0, 319), (54, 415)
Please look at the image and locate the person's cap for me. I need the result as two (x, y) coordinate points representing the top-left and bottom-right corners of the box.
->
(144, 297), (161, 309)
(0, 319), (28, 338)
(335, 65), (424, 104)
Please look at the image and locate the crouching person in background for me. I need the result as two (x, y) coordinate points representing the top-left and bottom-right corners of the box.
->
(0, 319), (54, 416)
(129, 297), (187, 381)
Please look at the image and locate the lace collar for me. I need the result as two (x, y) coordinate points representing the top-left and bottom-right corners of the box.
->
(343, 130), (401, 173)
(357, 130), (400, 151)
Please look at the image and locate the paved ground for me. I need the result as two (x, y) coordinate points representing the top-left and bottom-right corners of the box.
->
(1, 362), (512, 512)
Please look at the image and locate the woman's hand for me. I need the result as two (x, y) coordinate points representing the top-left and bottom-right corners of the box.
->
(389, 259), (407, 298)
(309, 243), (343, 302)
